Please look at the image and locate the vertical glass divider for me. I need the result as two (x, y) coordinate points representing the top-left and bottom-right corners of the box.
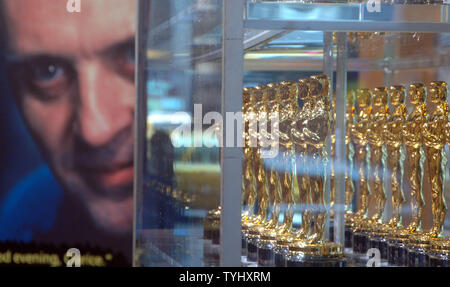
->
(334, 32), (348, 248)
(383, 33), (395, 221)
(323, 31), (334, 241)
(133, 0), (149, 267)
(221, 0), (245, 267)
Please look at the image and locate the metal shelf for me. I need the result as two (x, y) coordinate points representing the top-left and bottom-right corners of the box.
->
(245, 19), (450, 32)
(146, 29), (286, 68)
(244, 49), (450, 71)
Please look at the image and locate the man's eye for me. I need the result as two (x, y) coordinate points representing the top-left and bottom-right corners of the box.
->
(29, 63), (64, 83)
(13, 57), (74, 101)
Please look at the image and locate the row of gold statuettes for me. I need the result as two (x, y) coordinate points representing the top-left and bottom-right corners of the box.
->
(346, 81), (450, 267)
(239, 75), (345, 267)
(204, 78), (450, 267)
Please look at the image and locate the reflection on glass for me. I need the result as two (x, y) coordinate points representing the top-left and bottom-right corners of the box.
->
(136, 0), (222, 267)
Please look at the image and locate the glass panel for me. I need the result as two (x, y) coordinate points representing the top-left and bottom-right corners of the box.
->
(135, 0), (223, 267)
(135, 0), (450, 267)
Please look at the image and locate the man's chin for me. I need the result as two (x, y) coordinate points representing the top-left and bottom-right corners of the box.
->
(53, 171), (134, 235)
(88, 194), (134, 235)
(74, 178), (134, 234)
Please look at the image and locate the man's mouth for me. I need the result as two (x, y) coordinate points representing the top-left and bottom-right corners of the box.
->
(77, 162), (135, 190)
(98, 164), (134, 188)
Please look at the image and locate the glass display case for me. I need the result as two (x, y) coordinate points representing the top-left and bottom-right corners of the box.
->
(134, 0), (450, 267)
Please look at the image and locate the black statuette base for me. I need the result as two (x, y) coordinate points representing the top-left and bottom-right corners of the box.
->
(407, 248), (429, 267)
(369, 237), (388, 260)
(353, 232), (370, 254)
(241, 237), (247, 257)
(274, 252), (286, 267)
(387, 242), (407, 266)
(246, 241), (258, 262)
(345, 226), (353, 248)
(257, 247), (274, 267)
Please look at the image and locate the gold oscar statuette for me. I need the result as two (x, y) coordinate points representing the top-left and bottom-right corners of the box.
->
(271, 82), (299, 265)
(242, 87), (256, 224)
(261, 84), (283, 235)
(242, 87), (261, 231)
(250, 85), (270, 233)
(423, 81), (448, 239)
(367, 87), (388, 226)
(384, 85), (407, 229)
(403, 83), (427, 234)
(275, 81), (298, 236)
(245, 85), (270, 262)
(351, 89), (372, 222)
(307, 74), (331, 244)
(291, 78), (312, 241)
(287, 76), (343, 264)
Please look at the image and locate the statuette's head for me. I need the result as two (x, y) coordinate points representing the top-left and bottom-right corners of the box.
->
(356, 88), (371, 108)
(279, 81), (297, 102)
(429, 81), (448, 104)
(308, 78), (323, 100)
(389, 86), (406, 106)
(247, 87), (257, 105)
(265, 83), (278, 102)
(408, 83), (426, 105)
(298, 78), (310, 101)
(372, 87), (388, 108)
(254, 85), (265, 102)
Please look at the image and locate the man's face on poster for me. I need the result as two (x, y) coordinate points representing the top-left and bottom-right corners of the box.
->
(3, 0), (136, 234)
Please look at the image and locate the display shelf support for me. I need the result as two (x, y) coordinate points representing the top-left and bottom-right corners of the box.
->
(334, 32), (347, 247)
(382, 33), (395, 222)
(323, 31), (334, 241)
(221, 0), (244, 267)
(133, 0), (150, 267)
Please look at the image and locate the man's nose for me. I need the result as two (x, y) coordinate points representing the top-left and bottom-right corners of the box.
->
(75, 60), (134, 147)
